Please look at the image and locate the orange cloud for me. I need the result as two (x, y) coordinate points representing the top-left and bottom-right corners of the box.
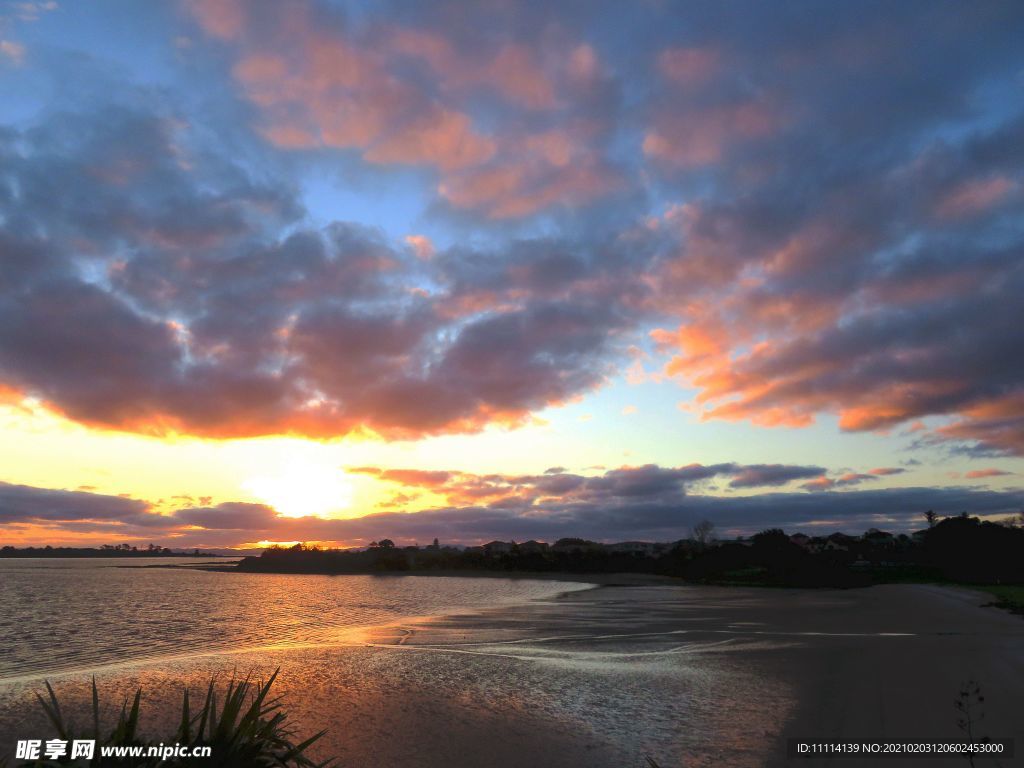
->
(802, 476), (834, 491)
(223, 19), (495, 172)
(404, 234), (435, 260)
(964, 468), (1013, 479)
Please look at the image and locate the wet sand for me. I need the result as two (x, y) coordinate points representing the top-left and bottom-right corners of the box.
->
(1, 582), (1022, 767)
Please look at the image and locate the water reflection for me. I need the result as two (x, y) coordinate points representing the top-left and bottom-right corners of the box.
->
(0, 559), (590, 680)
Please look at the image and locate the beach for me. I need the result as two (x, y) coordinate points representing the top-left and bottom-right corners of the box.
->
(2, 578), (1023, 766)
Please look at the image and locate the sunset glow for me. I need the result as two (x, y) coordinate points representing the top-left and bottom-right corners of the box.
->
(243, 462), (354, 519)
(1, 0), (1022, 551)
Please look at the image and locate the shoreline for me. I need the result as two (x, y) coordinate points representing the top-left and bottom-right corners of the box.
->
(179, 562), (1024, 618)
(186, 563), (680, 586)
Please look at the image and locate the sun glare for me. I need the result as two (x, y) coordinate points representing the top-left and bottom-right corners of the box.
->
(242, 461), (354, 518)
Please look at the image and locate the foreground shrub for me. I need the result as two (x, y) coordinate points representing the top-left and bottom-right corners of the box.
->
(10, 669), (330, 767)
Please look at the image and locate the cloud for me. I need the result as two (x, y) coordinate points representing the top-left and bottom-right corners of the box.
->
(185, 2), (624, 219)
(7, 1), (58, 23)
(5, 475), (1023, 549)
(801, 472), (881, 492)
(728, 464), (824, 488)
(172, 502), (279, 530)
(656, 46), (721, 86)
(0, 481), (153, 525)
(633, 3), (1024, 455)
(964, 468), (1013, 479)
(183, 0), (244, 41)
(4, 0), (1024, 460)
(404, 234), (434, 260)
(0, 40), (25, 66)
(12, 458), (964, 546)
(353, 461), (831, 511)
(0, 101), (653, 439)
(934, 176), (1016, 219)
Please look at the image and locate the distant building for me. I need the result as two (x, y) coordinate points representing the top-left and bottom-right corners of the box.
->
(824, 533), (854, 551)
(551, 538), (596, 553)
(483, 540), (513, 555)
(789, 533), (811, 549)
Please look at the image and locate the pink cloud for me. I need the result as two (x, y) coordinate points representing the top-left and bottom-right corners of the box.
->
(802, 475), (834, 491)
(657, 46), (721, 85)
(964, 468), (1013, 479)
(183, 3), (620, 219)
(644, 101), (779, 167)
(404, 234), (435, 260)
(184, 0), (245, 41)
(438, 125), (619, 218)
(935, 176), (1015, 219)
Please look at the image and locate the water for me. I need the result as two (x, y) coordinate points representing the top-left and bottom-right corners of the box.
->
(0, 558), (591, 681)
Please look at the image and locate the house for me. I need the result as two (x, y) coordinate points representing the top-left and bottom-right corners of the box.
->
(483, 540), (513, 555)
(551, 537), (596, 553)
(789, 533), (812, 549)
(823, 533), (854, 551)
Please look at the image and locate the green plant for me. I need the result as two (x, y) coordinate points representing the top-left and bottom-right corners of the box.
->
(15, 669), (331, 767)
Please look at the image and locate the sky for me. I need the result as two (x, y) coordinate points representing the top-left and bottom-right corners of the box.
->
(1, 0), (1023, 549)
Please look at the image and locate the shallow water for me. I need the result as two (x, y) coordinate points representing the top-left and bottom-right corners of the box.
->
(7, 570), (1013, 767)
(0, 558), (590, 681)
(0, 578), (798, 768)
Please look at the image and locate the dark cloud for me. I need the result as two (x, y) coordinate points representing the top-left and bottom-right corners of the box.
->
(357, 462), (839, 510)
(0, 482), (151, 524)
(5, 470), (1023, 548)
(172, 502), (279, 530)
(728, 464), (825, 489)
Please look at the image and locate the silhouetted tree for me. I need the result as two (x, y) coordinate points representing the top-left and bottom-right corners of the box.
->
(752, 528), (788, 546)
(925, 510), (937, 528)
(691, 520), (715, 547)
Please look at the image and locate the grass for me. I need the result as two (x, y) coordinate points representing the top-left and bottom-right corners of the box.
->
(971, 585), (1024, 616)
(6, 669), (331, 767)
